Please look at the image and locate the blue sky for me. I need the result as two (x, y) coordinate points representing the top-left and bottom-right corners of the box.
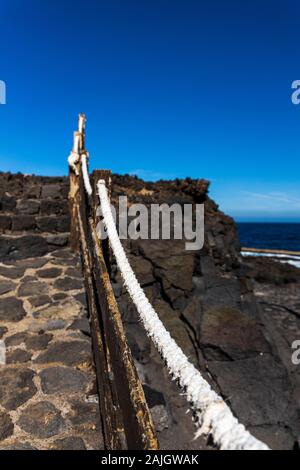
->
(0, 0), (299, 221)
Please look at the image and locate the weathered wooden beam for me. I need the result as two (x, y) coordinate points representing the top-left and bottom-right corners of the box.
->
(70, 162), (158, 449)
(68, 170), (80, 253)
(68, 126), (83, 253)
(88, 170), (158, 450)
(77, 207), (125, 447)
(77, 167), (127, 449)
(91, 169), (112, 272)
(88, 218), (158, 450)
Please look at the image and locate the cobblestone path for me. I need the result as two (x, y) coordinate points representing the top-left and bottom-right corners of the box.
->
(0, 247), (103, 450)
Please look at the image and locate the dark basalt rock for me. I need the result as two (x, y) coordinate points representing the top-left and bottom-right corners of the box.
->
(11, 215), (36, 231)
(68, 318), (91, 336)
(53, 276), (83, 291)
(36, 267), (62, 278)
(21, 275), (38, 283)
(6, 257), (48, 269)
(200, 307), (271, 361)
(0, 215), (11, 230)
(16, 199), (40, 215)
(51, 436), (86, 450)
(51, 249), (73, 259)
(0, 297), (26, 322)
(57, 216), (70, 232)
(0, 280), (15, 295)
(1, 170), (299, 449)
(0, 441), (37, 450)
(52, 292), (68, 301)
(74, 292), (87, 308)
(0, 326), (7, 339)
(40, 199), (67, 216)
(67, 401), (101, 427)
(40, 366), (89, 394)
(34, 340), (91, 366)
(111, 173), (300, 448)
(143, 385), (166, 408)
(28, 294), (51, 307)
(0, 368), (37, 410)
(6, 349), (32, 364)
(36, 216), (57, 232)
(5, 331), (29, 347)
(243, 256), (300, 285)
(45, 319), (66, 330)
(0, 412), (14, 440)
(46, 234), (69, 247)
(0, 194), (16, 211)
(25, 333), (53, 351)
(0, 235), (50, 260)
(65, 267), (83, 279)
(18, 281), (49, 297)
(208, 355), (298, 429)
(17, 401), (64, 438)
(41, 184), (62, 199)
(0, 266), (25, 279)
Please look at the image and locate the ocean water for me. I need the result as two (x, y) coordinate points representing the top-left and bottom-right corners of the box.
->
(237, 223), (300, 252)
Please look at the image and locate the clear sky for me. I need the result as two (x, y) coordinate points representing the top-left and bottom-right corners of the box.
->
(0, 0), (299, 221)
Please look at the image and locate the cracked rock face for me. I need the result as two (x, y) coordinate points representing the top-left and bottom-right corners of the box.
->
(1, 171), (299, 450)
(111, 174), (300, 450)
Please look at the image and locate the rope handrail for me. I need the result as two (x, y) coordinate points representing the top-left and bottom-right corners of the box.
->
(81, 152), (93, 196)
(96, 178), (270, 451)
(66, 116), (269, 450)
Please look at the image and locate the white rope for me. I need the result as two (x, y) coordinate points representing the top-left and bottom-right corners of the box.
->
(97, 179), (270, 451)
(68, 151), (80, 175)
(81, 153), (92, 196)
(68, 133), (81, 175)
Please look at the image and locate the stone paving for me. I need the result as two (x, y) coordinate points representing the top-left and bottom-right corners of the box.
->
(0, 247), (103, 450)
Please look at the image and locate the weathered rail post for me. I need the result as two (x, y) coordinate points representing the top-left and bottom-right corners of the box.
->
(69, 132), (81, 252)
(92, 169), (112, 272)
(69, 114), (86, 252)
(68, 114), (158, 450)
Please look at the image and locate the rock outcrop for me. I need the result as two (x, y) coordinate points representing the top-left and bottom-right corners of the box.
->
(1, 171), (299, 450)
(111, 174), (300, 450)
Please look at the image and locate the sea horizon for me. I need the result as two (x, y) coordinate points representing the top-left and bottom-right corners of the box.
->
(237, 221), (300, 253)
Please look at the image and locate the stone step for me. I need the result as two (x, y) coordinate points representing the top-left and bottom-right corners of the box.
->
(0, 247), (103, 450)
(0, 214), (70, 233)
(0, 233), (69, 261)
(0, 197), (69, 216)
(0, 173), (69, 201)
